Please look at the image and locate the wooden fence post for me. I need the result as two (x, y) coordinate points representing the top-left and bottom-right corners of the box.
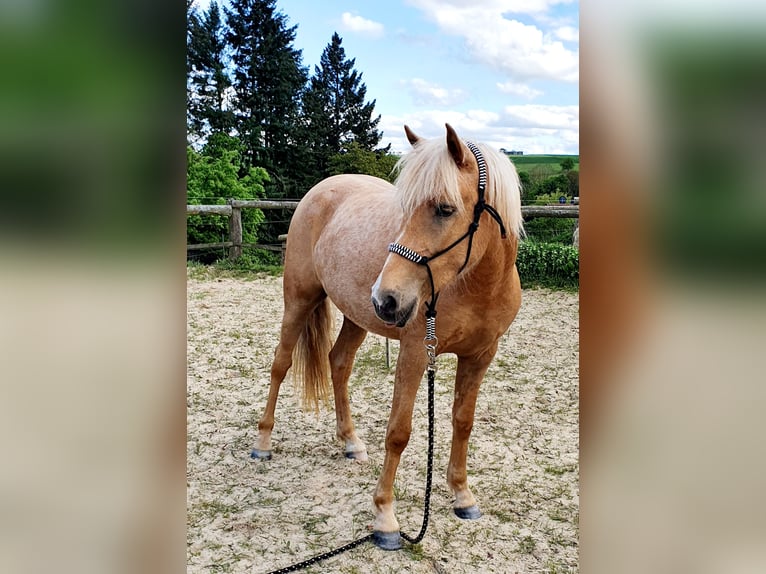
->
(277, 234), (288, 264)
(228, 199), (242, 260)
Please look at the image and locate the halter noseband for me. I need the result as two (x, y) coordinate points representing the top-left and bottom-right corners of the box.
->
(388, 141), (508, 326)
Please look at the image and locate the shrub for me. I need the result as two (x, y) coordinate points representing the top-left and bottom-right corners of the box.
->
(327, 142), (399, 183)
(187, 133), (268, 247)
(516, 241), (579, 289)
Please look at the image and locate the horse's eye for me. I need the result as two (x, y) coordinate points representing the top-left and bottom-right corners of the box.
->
(435, 204), (456, 218)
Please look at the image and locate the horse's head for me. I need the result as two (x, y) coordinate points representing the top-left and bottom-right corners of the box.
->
(371, 123), (523, 328)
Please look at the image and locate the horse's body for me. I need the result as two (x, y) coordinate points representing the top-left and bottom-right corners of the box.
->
(253, 125), (523, 550)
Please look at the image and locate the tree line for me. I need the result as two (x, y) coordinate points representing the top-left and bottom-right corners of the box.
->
(186, 0), (579, 256)
(186, 0), (398, 252)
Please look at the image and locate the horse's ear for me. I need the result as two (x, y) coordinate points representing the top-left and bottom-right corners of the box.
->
(445, 123), (469, 167)
(404, 125), (421, 146)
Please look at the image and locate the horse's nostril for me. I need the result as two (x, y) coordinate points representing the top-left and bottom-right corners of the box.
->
(381, 294), (398, 315)
(372, 291), (399, 321)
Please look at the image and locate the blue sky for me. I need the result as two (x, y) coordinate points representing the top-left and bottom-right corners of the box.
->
(193, 0), (579, 155)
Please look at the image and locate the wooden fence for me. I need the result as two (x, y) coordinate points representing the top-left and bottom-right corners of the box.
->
(186, 200), (299, 260)
(186, 199), (579, 261)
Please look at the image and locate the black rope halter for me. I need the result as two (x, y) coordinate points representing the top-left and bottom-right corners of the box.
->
(388, 141), (508, 326)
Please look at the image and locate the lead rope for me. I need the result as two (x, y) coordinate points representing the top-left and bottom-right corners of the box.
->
(264, 331), (438, 574)
(401, 314), (438, 545)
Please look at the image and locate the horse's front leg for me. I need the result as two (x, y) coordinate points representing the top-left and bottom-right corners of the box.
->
(372, 342), (428, 550)
(448, 343), (498, 519)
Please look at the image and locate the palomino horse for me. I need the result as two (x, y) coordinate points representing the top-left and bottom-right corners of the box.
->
(252, 124), (524, 550)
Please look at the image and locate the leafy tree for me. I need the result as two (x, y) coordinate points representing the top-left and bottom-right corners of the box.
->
(535, 174), (571, 200)
(327, 142), (399, 182)
(518, 171), (533, 202)
(560, 157), (575, 171)
(187, 1), (235, 142)
(302, 32), (383, 178)
(566, 169), (579, 197)
(187, 133), (268, 247)
(225, 0), (308, 191)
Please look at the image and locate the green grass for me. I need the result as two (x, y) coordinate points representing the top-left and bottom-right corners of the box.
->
(187, 257), (283, 280)
(543, 463), (577, 476)
(509, 154), (579, 173)
(404, 543), (425, 562)
(213, 255), (283, 277)
(518, 535), (537, 554)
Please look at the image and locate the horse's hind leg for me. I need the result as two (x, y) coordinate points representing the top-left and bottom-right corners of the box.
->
(251, 288), (325, 460)
(330, 317), (368, 461)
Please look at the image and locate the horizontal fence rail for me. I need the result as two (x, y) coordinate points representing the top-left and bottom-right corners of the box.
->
(186, 199), (579, 260)
(521, 205), (579, 218)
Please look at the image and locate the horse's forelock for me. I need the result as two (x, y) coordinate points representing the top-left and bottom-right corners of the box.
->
(394, 138), (464, 217)
(394, 137), (524, 239)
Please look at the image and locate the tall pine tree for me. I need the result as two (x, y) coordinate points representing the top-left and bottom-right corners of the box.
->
(186, 1), (200, 140)
(225, 0), (308, 196)
(187, 1), (234, 143)
(302, 32), (383, 178)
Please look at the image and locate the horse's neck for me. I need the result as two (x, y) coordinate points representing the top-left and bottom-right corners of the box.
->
(465, 234), (518, 292)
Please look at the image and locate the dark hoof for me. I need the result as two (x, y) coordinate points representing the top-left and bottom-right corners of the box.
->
(372, 530), (402, 551)
(250, 449), (272, 460)
(454, 505), (482, 520)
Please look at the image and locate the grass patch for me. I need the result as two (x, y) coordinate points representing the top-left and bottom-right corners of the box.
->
(518, 535), (537, 554)
(404, 543), (426, 561)
(214, 254), (282, 277)
(491, 509), (515, 524)
(187, 257), (283, 280)
(509, 154), (579, 172)
(545, 561), (577, 574)
(190, 499), (240, 519)
(543, 463), (577, 476)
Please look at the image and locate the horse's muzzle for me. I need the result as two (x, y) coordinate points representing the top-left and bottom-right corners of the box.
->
(371, 292), (415, 328)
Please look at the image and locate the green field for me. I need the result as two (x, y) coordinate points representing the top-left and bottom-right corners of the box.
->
(508, 154), (579, 174)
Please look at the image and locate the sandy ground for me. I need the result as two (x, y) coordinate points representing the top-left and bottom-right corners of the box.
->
(187, 267), (578, 573)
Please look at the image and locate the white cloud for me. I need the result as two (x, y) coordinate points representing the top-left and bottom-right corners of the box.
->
(500, 104), (579, 129)
(340, 12), (385, 37)
(409, 0), (576, 16)
(554, 25), (579, 42)
(379, 105), (578, 155)
(403, 78), (468, 107)
(406, 0), (578, 83)
(496, 82), (544, 99)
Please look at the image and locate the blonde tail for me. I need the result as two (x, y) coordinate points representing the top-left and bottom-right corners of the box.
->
(292, 298), (334, 414)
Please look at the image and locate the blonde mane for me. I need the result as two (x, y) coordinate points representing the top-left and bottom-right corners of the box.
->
(393, 135), (524, 239)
